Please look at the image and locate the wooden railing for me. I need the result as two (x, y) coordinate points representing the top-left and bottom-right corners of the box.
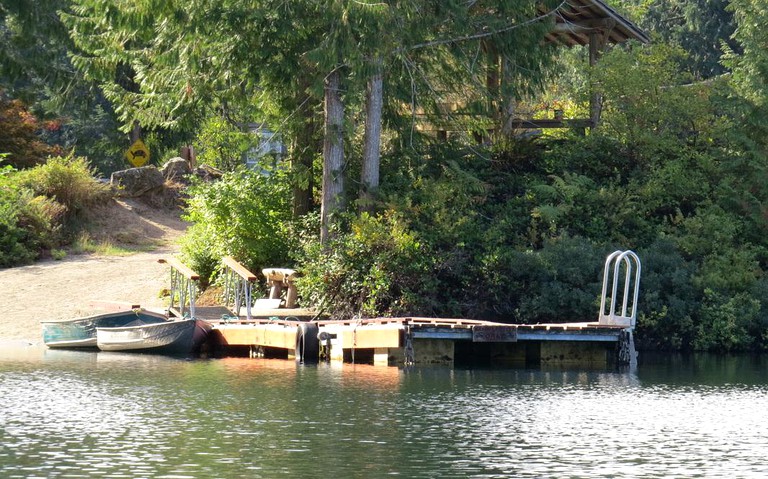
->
(158, 257), (200, 319)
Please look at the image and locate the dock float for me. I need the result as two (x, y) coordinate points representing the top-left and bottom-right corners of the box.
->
(206, 316), (635, 368)
(160, 250), (641, 368)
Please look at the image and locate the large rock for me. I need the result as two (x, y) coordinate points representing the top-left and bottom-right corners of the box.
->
(110, 166), (165, 197)
(161, 157), (192, 181)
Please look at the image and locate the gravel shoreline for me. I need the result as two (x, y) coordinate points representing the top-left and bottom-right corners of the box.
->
(0, 249), (178, 344)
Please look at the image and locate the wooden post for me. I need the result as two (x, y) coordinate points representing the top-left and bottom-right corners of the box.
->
(130, 120), (141, 143)
(589, 32), (604, 129)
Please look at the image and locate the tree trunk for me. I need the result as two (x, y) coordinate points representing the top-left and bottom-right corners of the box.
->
(360, 60), (383, 214)
(321, 69), (345, 244)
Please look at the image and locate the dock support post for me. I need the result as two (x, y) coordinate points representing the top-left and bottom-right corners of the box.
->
(374, 347), (404, 366)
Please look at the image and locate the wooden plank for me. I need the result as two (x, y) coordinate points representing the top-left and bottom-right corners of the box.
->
(222, 256), (258, 282)
(472, 325), (518, 343)
(158, 257), (200, 280)
(339, 325), (401, 349)
(215, 323), (297, 349)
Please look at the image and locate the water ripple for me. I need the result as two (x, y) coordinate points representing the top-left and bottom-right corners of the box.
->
(1, 351), (768, 477)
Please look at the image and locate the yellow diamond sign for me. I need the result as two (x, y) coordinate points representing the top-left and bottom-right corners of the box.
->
(125, 139), (150, 167)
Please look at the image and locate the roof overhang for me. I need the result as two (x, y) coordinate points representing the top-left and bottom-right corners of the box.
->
(541, 0), (650, 47)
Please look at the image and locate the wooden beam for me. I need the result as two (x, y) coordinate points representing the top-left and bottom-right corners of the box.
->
(158, 257), (199, 280)
(589, 31), (605, 128)
(552, 18), (617, 35)
(222, 256), (258, 282)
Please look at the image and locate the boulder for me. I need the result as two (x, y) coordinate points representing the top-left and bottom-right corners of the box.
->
(161, 157), (192, 181)
(110, 166), (165, 197)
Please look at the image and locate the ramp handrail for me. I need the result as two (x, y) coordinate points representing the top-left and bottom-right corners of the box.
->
(158, 257), (200, 318)
(598, 250), (641, 328)
(222, 256), (258, 320)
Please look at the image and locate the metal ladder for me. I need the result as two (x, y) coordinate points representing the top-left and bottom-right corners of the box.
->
(598, 250), (641, 328)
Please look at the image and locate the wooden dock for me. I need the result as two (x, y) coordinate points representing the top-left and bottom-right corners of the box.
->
(159, 252), (640, 368)
(204, 315), (633, 368)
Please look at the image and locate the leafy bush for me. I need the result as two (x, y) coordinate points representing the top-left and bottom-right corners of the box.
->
(16, 154), (111, 220)
(194, 116), (257, 172)
(180, 166), (294, 285)
(0, 165), (36, 266)
(694, 289), (759, 351)
(0, 166), (65, 265)
(298, 211), (434, 319)
(0, 156), (113, 267)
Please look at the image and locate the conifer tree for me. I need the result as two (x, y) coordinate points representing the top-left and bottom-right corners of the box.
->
(63, 0), (559, 239)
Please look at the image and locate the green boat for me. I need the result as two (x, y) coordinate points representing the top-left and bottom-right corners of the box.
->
(41, 309), (168, 349)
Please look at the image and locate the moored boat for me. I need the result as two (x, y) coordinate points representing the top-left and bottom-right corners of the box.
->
(41, 309), (168, 349)
(96, 318), (212, 355)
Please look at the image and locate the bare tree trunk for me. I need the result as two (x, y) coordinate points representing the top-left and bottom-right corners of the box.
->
(360, 59), (383, 214)
(321, 69), (345, 244)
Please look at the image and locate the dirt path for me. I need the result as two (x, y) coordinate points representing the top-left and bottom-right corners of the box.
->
(0, 199), (189, 344)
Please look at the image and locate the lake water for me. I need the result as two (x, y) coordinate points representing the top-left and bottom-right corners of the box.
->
(1, 347), (767, 478)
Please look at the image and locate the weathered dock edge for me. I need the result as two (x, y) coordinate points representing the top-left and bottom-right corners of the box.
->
(207, 316), (632, 368)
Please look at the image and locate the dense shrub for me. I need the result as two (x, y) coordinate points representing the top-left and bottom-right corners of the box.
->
(16, 154), (111, 220)
(179, 166), (295, 286)
(194, 116), (258, 172)
(0, 156), (110, 267)
(0, 165), (36, 266)
(298, 212), (434, 319)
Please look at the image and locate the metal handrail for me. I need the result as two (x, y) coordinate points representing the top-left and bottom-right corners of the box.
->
(158, 258), (200, 318)
(222, 256), (258, 320)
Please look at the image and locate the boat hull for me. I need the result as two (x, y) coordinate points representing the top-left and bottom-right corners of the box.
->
(41, 310), (168, 349)
(96, 319), (212, 355)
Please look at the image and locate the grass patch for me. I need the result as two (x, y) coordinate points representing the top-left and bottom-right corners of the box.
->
(69, 232), (138, 256)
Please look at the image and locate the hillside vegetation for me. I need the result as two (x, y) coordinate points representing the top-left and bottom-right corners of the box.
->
(4, 1), (768, 352)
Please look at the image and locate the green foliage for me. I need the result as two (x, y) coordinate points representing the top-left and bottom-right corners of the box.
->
(195, 116), (256, 172)
(0, 155), (114, 267)
(635, 240), (698, 350)
(640, 0), (736, 78)
(180, 167), (294, 285)
(694, 289), (760, 351)
(16, 154), (110, 219)
(0, 163), (69, 265)
(512, 237), (608, 323)
(298, 211), (432, 319)
(594, 43), (728, 150)
(0, 165), (36, 266)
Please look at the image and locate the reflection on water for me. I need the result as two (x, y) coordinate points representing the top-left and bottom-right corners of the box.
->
(1, 347), (767, 478)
